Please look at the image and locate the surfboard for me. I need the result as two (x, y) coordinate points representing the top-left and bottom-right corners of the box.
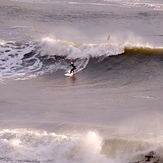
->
(64, 70), (77, 77)
(64, 73), (74, 77)
(64, 69), (78, 77)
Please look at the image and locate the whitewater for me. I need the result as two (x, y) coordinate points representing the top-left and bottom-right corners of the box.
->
(0, 0), (163, 163)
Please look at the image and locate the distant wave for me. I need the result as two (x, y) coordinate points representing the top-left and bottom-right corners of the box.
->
(9, 0), (163, 11)
(0, 38), (163, 81)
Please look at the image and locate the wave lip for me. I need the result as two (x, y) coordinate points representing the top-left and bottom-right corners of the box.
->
(40, 37), (125, 59)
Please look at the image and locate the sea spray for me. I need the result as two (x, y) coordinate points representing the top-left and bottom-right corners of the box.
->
(0, 129), (111, 163)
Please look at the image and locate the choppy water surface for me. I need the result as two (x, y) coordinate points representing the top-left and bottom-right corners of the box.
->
(0, 0), (163, 162)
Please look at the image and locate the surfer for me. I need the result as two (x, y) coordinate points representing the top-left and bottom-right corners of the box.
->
(69, 62), (76, 74)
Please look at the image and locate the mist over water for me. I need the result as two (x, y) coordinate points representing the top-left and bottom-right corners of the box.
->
(0, 0), (163, 163)
(0, 0), (163, 45)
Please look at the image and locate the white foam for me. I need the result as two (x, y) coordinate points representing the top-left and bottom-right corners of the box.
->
(41, 37), (124, 59)
(0, 129), (112, 163)
(0, 40), (38, 80)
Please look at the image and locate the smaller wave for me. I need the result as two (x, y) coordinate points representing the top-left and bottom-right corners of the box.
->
(102, 138), (163, 163)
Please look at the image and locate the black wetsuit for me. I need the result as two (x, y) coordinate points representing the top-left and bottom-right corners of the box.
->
(70, 63), (76, 74)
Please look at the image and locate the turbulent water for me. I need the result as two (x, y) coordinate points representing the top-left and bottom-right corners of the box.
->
(0, 0), (163, 163)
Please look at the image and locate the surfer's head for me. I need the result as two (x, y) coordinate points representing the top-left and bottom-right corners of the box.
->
(70, 62), (73, 64)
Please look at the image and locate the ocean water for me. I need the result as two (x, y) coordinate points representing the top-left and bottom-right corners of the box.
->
(0, 0), (163, 163)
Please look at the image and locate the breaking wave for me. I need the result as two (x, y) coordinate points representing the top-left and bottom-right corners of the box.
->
(0, 37), (163, 81)
(0, 129), (163, 163)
